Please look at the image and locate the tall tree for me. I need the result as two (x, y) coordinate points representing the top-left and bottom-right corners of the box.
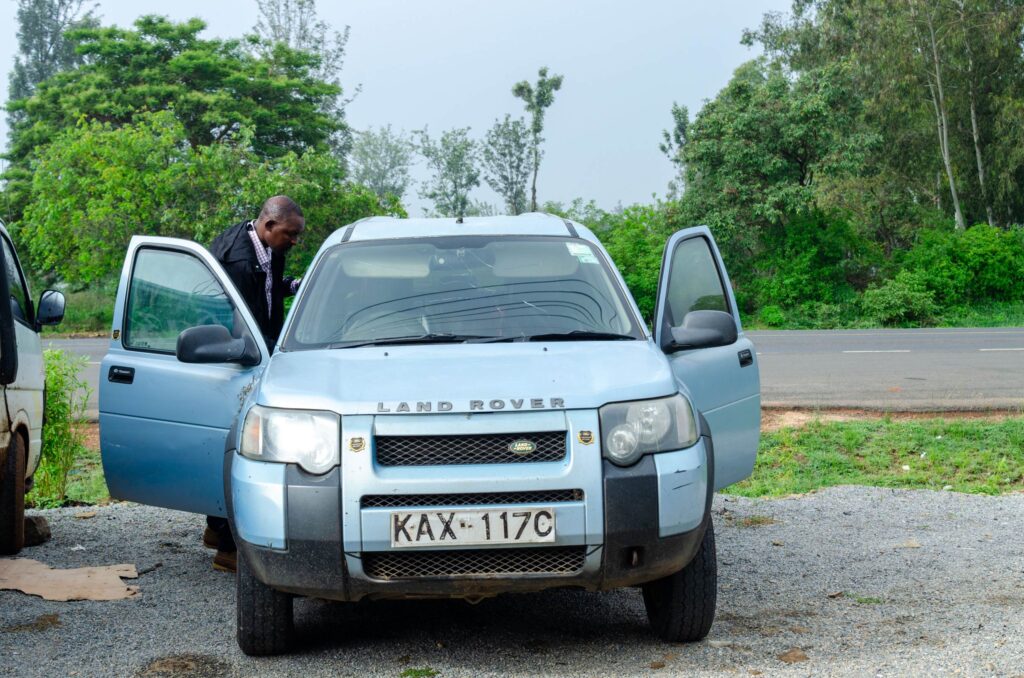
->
(677, 60), (861, 260)
(659, 103), (690, 197)
(6, 0), (99, 131)
(481, 115), (531, 215)
(744, 0), (1024, 231)
(907, 0), (966, 230)
(512, 67), (563, 212)
(416, 127), (480, 218)
(350, 125), (415, 201)
(252, 0), (355, 159)
(3, 16), (341, 220)
(19, 110), (398, 284)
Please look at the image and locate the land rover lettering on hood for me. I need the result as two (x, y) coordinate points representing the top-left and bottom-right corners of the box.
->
(100, 214), (760, 656)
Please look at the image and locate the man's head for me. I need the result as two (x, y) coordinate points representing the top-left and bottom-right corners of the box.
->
(254, 195), (305, 254)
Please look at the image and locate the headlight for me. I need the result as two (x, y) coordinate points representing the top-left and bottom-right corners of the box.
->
(240, 405), (340, 474)
(599, 394), (698, 466)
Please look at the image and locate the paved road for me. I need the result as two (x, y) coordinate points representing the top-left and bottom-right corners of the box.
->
(747, 327), (1024, 410)
(50, 328), (1024, 420)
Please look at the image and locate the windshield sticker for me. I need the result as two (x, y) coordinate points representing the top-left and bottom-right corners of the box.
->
(566, 242), (599, 264)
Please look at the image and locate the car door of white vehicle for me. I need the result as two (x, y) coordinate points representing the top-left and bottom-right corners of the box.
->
(0, 232), (44, 465)
(100, 236), (268, 516)
(653, 226), (760, 489)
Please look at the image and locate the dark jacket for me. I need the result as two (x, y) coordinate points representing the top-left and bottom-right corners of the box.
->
(209, 221), (294, 351)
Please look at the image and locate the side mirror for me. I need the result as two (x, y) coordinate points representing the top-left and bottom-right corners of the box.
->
(35, 290), (66, 329)
(665, 310), (738, 353)
(176, 324), (260, 367)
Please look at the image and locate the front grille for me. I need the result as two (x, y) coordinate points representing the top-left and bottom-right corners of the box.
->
(362, 547), (586, 580)
(375, 431), (566, 466)
(361, 489), (584, 508)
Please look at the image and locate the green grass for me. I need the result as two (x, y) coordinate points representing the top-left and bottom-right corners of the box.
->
(39, 417), (1024, 509)
(932, 301), (1024, 328)
(728, 417), (1024, 498)
(29, 447), (109, 508)
(63, 447), (109, 505)
(41, 287), (114, 336)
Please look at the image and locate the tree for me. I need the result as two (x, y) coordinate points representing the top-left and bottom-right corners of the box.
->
(416, 128), (480, 218)
(678, 61), (860, 260)
(6, 0), (99, 132)
(481, 115), (531, 215)
(6, 16), (340, 160)
(512, 67), (564, 212)
(3, 16), (341, 221)
(743, 0), (1024, 230)
(18, 111), (398, 284)
(906, 0), (966, 230)
(659, 103), (690, 197)
(251, 0), (355, 159)
(350, 125), (415, 201)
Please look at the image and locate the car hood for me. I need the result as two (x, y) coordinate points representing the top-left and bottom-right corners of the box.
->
(257, 341), (676, 415)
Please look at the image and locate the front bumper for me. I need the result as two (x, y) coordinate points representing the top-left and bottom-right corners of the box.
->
(228, 415), (713, 602)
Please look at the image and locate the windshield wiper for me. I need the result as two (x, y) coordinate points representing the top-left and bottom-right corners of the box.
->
(524, 330), (637, 342)
(328, 333), (501, 349)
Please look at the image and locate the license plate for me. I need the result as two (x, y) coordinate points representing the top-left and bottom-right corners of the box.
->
(390, 509), (556, 548)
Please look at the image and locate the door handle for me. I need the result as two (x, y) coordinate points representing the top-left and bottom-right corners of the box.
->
(738, 349), (753, 368)
(108, 366), (135, 384)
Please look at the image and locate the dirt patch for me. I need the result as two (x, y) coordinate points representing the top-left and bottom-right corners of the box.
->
(77, 423), (100, 451)
(2, 613), (61, 633)
(761, 407), (1021, 432)
(137, 654), (230, 677)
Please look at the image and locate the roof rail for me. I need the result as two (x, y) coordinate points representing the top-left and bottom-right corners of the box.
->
(539, 211), (579, 238)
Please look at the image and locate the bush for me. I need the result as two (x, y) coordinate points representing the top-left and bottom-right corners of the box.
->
(861, 270), (938, 326)
(43, 285), (115, 335)
(902, 224), (1024, 304)
(27, 350), (92, 508)
(595, 205), (672, 323)
(747, 212), (877, 310)
(758, 305), (787, 327)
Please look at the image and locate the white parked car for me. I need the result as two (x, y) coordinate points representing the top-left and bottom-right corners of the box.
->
(0, 220), (66, 554)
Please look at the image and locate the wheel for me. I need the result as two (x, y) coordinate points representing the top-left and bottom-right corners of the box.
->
(642, 518), (717, 642)
(236, 548), (294, 656)
(0, 432), (27, 555)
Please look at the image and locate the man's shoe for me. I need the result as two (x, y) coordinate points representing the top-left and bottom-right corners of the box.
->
(202, 526), (219, 550)
(213, 549), (237, 573)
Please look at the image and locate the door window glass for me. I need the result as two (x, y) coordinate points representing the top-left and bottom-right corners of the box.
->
(665, 237), (728, 326)
(1, 237), (30, 325)
(125, 248), (238, 353)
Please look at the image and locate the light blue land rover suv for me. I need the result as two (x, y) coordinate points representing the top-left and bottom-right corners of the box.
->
(100, 215), (760, 655)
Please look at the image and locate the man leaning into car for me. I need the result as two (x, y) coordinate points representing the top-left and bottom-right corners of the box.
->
(202, 195), (306, 572)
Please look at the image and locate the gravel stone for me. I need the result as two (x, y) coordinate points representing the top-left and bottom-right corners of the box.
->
(2, 487), (1022, 677)
(22, 515), (51, 547)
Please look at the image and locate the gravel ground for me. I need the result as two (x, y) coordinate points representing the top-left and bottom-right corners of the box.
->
(2, 487), (1023, 678)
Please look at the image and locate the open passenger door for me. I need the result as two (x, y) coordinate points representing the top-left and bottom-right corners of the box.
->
(653, 226), (760, 489)
(100, 237), (269, 516)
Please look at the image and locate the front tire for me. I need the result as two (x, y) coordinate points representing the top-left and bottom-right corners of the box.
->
(642, 518), (717, 642)
(0, 432), (26, 555)
(236, 549), (294, 656)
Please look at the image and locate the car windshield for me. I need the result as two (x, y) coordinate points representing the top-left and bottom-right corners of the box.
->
(282, 235), (643, 349)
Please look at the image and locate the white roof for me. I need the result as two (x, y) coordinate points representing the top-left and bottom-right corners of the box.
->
(322, 213), (598, 246)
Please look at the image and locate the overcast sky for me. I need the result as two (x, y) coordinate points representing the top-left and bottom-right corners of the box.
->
(0, 0), (791, 214)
